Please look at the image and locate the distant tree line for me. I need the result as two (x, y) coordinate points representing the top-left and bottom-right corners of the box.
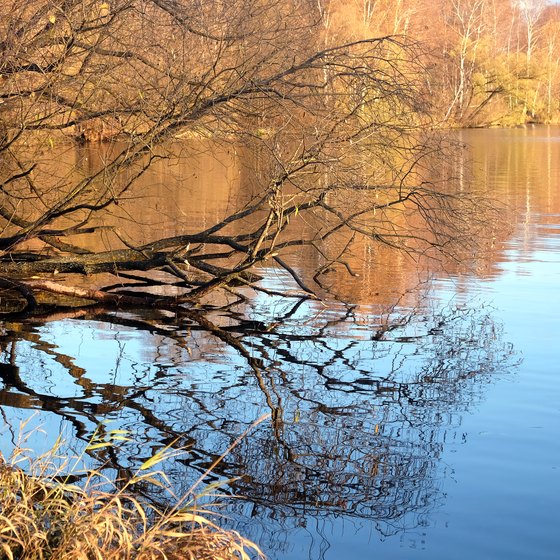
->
(320, 0), (560, 126)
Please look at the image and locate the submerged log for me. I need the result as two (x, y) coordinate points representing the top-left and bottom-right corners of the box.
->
(25, 280), (167, 308)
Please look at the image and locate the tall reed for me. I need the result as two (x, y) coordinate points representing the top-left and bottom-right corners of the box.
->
(0, 419), (265, 560)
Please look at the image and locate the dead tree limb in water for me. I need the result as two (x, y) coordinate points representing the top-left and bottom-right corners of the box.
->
(0, 0), (496, 314)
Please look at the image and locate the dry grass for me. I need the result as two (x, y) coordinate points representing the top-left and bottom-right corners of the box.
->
(0, 421), (265, 560)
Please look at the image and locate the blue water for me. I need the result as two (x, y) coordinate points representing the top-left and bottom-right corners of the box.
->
(1, 127), (559, 560)
(230, 128), (560, 559)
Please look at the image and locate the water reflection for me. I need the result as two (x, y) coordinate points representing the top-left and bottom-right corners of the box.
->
(0, 290), (516, 542)
(2, 126), (560, 558)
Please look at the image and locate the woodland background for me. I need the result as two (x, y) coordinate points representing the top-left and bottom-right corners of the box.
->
(317, 0), (560, 126)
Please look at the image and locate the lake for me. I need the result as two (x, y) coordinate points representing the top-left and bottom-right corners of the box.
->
(1, 126), (559, 560)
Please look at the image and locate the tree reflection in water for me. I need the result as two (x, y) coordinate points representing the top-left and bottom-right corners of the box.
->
(0, 289), (516, 549)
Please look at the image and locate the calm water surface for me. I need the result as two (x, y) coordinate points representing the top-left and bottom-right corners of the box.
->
(1, 127), (559, 559)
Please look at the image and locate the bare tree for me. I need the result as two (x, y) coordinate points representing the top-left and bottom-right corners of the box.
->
(0, 0), (488, 314)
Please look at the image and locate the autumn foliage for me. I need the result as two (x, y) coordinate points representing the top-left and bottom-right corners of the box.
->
(0, 0), (552, 313)
(319, 0), (560, 126)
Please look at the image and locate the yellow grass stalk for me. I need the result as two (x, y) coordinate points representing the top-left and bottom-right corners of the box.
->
(0, 418), (268, 560)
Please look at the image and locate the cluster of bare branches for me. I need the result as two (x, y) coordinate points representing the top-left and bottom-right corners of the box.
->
(0, 297), (517, 535)
(0, 0), (493, 314)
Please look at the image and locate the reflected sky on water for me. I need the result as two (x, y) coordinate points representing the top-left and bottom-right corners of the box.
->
(1, 126), (560, 560)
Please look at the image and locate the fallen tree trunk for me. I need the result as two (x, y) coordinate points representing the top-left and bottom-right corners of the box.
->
(24, 280), (166, 308)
